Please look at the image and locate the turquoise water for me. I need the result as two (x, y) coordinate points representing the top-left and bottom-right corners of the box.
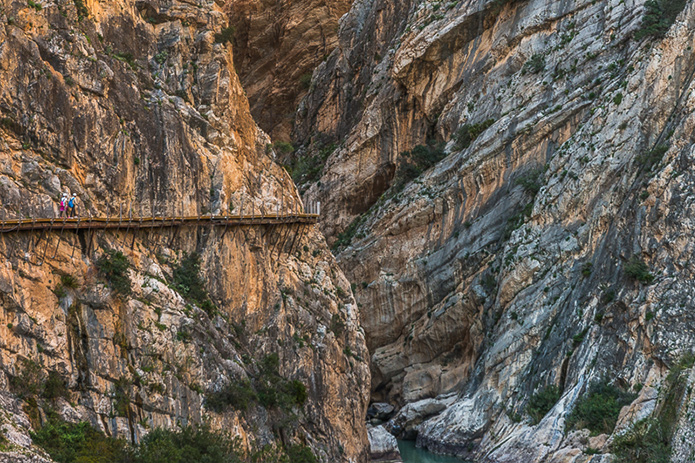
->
(397, 440), (472, 463)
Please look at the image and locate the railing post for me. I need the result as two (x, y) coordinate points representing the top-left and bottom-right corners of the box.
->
(119, 203), (122, 227)
(317, 201), (320, 216)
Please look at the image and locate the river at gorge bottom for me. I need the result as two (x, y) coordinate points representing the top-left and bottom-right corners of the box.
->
(397, 440), (473, 463)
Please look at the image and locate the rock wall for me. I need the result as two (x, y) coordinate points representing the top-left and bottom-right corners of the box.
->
(227, 0), (351, 142)
(294, 0), (695, 460)
(0, 0), (368, 461)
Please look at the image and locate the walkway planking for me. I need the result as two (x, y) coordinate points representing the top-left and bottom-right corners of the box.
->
(0, 213), (319, 233)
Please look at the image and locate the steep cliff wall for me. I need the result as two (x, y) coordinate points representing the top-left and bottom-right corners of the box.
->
(0, 0), (368, 461)
(295, 0), (695, 460)
(227, 0), (351, 142)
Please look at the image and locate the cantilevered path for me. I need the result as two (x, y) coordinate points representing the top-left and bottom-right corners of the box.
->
(0, 213), (319, 233)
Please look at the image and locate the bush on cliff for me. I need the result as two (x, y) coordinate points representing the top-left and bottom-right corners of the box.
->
(33, 416), (318, 463)
(625, 256), (654, 284)
(453, 119), (495, 151)
(635, 0), (688, 40)
(31, 414), (127, 463)
(527, 385), (561, 424)
(172, 252), (216, 315)
(96, 249), (132, 295)
(205, 353), (307, 414)
(391, 139), (447, 194)
(566, 381), (636, 435)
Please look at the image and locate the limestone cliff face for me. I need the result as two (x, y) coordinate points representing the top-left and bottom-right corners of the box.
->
(227, 0), (351, 142)
(295, 0), (695, 460)
(0, 0), (368, 462)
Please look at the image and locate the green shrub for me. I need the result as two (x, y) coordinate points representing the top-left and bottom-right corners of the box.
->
(61, 274), (78, 289)
(635, 0), (688, 40)
(172, 253), (216, 316)
(390, 139), (447, 193)
(581, 262), (593, 277)
(43, 371), (69, 401)
(285, 445), (318, 463)
(54, 284), (67, 299)
(332, 214), (367, 251)
(503, 202), (533, 240)
(28, 0), (42, 11)
(214, 26), (235, 44)
(636, 144), (668, 171)
(285, 143), (336, 186)
(330, 313), (345, 337)
(206, 380), (257, 412)
(527, 385), (561, 424)
(601, 287), (616, 303)
(274, 141), (295, 155)
(612, 418), (671, 463)
(522, 53), (546, 74)
(453, 119), (495, 151)
(9, 358), (42, 399)
(73, 0), (88, 20)
(299, 73), (312, 89)
(515, 168), (544, 196)
(625, 256), (654, 284)
(33, 416), (317, 463)
(96, 249), (132, 295)
(481, 273), (497, 293)
(31, 415), (128, 463)
(206, 353), (308, 414)
(286, 380), (308, 406)
(566, 381), (637, 435)
(114, 52), (137, 70)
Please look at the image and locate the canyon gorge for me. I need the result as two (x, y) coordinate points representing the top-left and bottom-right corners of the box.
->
(2, 0), (695, 462)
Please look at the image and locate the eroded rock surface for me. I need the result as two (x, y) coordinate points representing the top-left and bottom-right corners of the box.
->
(293, 0), (695, 460)
(227, 0), (351, 141)
(368, 425), (402, 462)
(0, 0), (369, 461)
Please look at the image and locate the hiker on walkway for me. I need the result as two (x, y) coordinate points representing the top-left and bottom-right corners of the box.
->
(68, 193), (78, 217)
(59, 193), (68, 217)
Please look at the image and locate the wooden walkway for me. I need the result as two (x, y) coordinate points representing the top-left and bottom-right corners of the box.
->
(0, 213), (319, 233)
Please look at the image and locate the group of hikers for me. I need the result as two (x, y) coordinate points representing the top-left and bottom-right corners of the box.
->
(59, 193), (79, 217)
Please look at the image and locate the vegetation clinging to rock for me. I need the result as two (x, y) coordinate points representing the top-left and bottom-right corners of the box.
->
(624, 256), (654, 284)
(96, 249), (132, 295)
(172, 252), (216, 315)
(565, 381), (636, 435)
(635, 0), (689, 40)
(527, 385), (561, 424)
(206, 353), (308, 414)
(391, 139), (447, 193)
(453, 119), (495, 151)
(32, 416), (318, 463)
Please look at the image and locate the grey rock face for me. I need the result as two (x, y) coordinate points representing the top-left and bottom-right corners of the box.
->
(295, 0), (695, 460)
(368, 425), (402, 462)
